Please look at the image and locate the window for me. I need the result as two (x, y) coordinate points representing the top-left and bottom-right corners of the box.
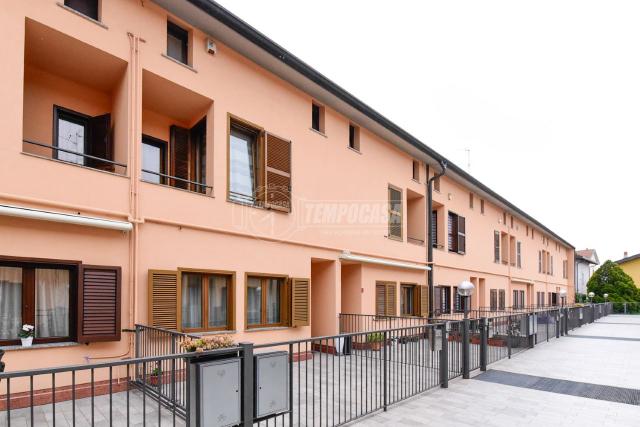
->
(433, 286), (451, 314)
(181, 272), (232, 331)
(167, 21), (189, 65)
(512, 290), (525, 309)
(431, 210), (438, 248)
(54, 106), (113, 171)
(412, 160), (420, 181)
(388, 186), (403, 240)
(563, 260), (567, 279)
(526, 225), (529, 236)
(311, 103), (325, 133)
(510, 216), (514, 229)
(538, 250), (542, 273)
(494, 231), (500, 263)
(550, 255), (554, 276)
(400, 284), (415, 316)
(142, 136), (167, 184)
(229, 122), (259, 204)
(448, 212), (466, 254)
(498, 289), (506, 310)
(433, 175), (441, 192)
(503, 212), (507, 225)
(64, 0), (99, 20)
(0, 259), (119, 345)
(536, 291), (544, 307)
(490, 289), (498, 311)
(480, 199), (485, 214)
(469, 193), (474, 209)
(531, 229), (535, 240)
(516, 241), (522, 268)
(376, 282), (396, 316)
(349, 124), (360, 151)
(548, 292), (558, 306)
(247, 276), (287, 328)
(228, 117), (292, 211)
(509, 236), (516, 266)
(453, 287), (468, 313)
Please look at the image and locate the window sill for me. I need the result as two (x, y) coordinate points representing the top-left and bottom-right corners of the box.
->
(386, 235), (404, 243)
(190, 330), (237, 336)
(347, 146), (362, 154)
(244, 326), (291, 333)
(161, 53), (197, 73)
(309, 128), (327, 138)
(0, 341), (81, 352)
(21, 152), (128, 178)
(411, 178), (420, 184)
(56, 3), (108, 29)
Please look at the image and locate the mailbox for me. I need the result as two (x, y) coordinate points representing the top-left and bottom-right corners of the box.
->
(189, 357), (241, 427)
(254, 351), (289, 418)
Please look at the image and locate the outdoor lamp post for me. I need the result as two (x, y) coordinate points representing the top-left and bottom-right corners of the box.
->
(457, 281), (475, 319)
(588, 291), (595, 304)
(457, 280), (475, 379)
(604, 293), (608, 302)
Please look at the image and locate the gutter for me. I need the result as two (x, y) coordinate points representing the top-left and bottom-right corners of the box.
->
(181, 0), (574, 249)
(427, 160), (447, 316)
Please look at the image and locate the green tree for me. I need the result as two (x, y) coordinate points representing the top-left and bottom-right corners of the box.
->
(587, 260), (640, 303)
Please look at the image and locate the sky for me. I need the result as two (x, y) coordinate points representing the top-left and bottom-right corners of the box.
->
(216, 0), (640, 263)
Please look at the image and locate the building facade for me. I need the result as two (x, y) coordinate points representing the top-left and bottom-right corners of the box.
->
(616, 252), (640, 288)
(0, 0), (574, 372)
(574, 249), (599, 296)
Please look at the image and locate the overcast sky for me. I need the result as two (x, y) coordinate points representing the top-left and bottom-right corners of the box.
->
(217, 0), (640, 263)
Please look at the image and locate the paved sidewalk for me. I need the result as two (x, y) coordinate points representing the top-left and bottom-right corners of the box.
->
(354, 314), (640, 427)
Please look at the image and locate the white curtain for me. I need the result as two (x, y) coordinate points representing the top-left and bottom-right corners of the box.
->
(266, 279), (280, 324)
(0, 267), (22, 339)
(35, 269), (70, 338)
(182, 274), (202, 329)
(247, 277), (262, 325)
(208, 275), (228, 328)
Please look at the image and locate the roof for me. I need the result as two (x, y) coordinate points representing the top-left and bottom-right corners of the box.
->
(576, 249), (599, 265)
(159, 0), (575, 249)
(616, 253), (640, 265)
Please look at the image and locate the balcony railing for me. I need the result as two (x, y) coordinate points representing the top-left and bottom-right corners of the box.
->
(141, 169), (212, 196)
(23, 139), (127, 175)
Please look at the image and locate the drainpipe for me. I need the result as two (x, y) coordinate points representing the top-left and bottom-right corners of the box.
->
(427, 159), (447, 317)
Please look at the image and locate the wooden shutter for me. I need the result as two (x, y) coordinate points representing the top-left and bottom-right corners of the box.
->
(388, 186), (402, 239)
(419, 286), (429, 317)
(376, 284), (386, 316)
(189, 119), (207, 193)
(148, 270), (181, 331)
(87, 113), (113, 171)
(264, 132), (292, 212)
(170, 125), (190, 189)
(385, 283), (396, 316)
(490, 289), (497, 311)
(494, 231), (500, 262)
(78, 265), (121, 343)
(431, 210), (438, 248)
(457, 215), (466, 254)
(290, 278), (310, 326)
(499, 289), (505, 310)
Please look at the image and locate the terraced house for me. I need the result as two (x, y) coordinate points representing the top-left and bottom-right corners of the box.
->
(0, 0), (574, 374)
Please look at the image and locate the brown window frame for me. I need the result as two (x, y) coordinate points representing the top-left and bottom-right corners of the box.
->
(179, 269), (235, 333)
(412, 160), (420, 181)
(469, 193), (474, 209)
(0, 257), (80, 346)
(167, 20), (190, 65)
(349, 124), (360, 151)
(480, 199), (485, 215)
(141, 134), (168, 185)
(311, 102), (325, 133)
(245, 273), (289, 329)
(63, 0), (100, 21)
(400, 283), (418, 317)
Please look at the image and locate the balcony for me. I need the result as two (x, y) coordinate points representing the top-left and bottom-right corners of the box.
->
(141, 70), (213, 195)
(21, 18), (128, 175)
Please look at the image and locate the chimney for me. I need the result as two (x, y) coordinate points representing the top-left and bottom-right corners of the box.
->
(624, 251), (628, 258)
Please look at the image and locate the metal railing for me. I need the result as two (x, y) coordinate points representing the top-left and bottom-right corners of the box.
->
(0, 303), (616, 427)
(141, 169), (212, 195)
(23, 139), (127, 175)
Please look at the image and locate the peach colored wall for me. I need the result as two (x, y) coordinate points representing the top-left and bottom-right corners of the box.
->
(0, 0), (573, 377)
(340, 264), (362, 314)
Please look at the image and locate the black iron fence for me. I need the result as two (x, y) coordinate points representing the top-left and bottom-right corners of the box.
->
(0, 303), (616, 427)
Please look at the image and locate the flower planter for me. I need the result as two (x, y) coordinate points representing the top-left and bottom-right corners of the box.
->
(148, 375), (161, 387)
(21, 337), (33, 347)
(369, 342), (382, 351)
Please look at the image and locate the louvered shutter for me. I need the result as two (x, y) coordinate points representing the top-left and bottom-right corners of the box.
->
(494, 231), (500, 262)
(388, 187), (402, 239)
(431, 210), (438, 248)
(148, 270), (181, 331)
(264, 132), (292, 212)
(87, 114), (113, 171)
(290, 278), (310, 326)
(78, 265), (121, 343)
(385, 283), (396, 316)
(170, 125), (190, 189)
(419, 286), (429, 317)
(376, 284), (386, 316)
(457, 215), (466, 254)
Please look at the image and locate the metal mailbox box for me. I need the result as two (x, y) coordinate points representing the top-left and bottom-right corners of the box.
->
(189, 357), (241, 427)
(254, 351), (289, 418)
